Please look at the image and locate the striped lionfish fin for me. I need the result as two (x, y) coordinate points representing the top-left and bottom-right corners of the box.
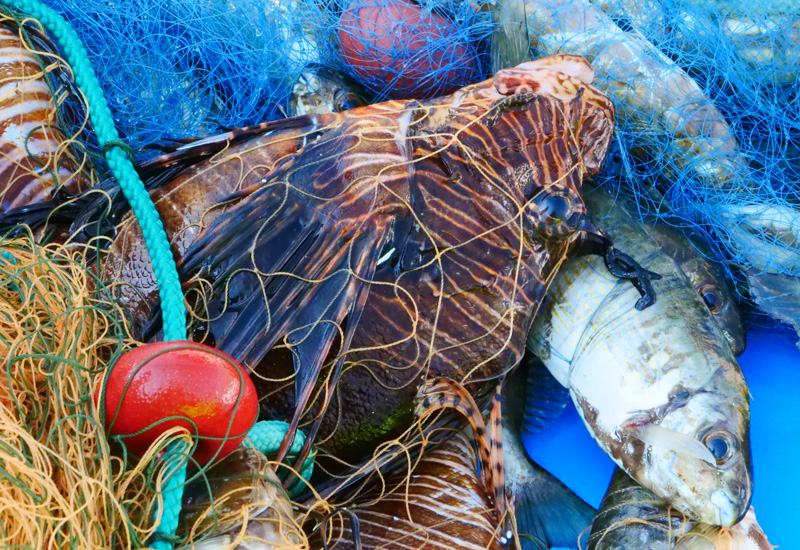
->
(416, 377), (508, 525)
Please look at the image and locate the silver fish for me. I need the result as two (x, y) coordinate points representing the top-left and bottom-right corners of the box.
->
(527, 186), (752, 527)
(589, 468), (775, 550)
(523, 0), (800, 275)
(287, 64), (369, 117)
(646, 214), (746, 356)
(588, 467), (693, 549)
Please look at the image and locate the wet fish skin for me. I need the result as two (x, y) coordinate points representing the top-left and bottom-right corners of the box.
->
(288, 64), (370, 117)
(588, 467), (692, 550)
(589, 469), (775, 550)
(646, 221), (746, 355)
(527, 186), (752, 527)
(504, 367), (596, 550)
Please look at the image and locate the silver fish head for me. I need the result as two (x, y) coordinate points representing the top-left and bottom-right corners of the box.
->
(288, 64), (368, 117)
(624, 367), (753, 527)
(685, 259), (746, 356)
(645, 218), (747, 356)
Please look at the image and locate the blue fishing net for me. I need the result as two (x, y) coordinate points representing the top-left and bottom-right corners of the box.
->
(41, 0), (493, 155)
(523, 0), (800, 329)
(39, 0), (319, 152)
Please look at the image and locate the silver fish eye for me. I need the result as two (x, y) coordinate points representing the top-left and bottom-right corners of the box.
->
(703, 430), (735, 464)
(698, 283), (723, 313)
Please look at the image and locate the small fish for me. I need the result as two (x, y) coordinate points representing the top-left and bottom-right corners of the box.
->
(645, 212), (746, 356)
(504, 367), (596, 549)
(588, 469), (775, 550)
(288, 64), (370, 117)
(527, 186), (753, 527)
(177, 446), (307, 550)
(588, 467), (692, 550)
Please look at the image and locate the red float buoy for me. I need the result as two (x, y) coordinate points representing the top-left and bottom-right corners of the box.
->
(96, 341), (259, 465)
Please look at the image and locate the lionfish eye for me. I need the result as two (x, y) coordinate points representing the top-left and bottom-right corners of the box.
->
(704, 431), (734, 464)
(539, 193), (572, 224)
(699, 284), (723, 313)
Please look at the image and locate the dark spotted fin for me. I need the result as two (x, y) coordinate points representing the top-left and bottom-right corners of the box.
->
(512, 461), (596, 550)
(521, 355), (570, 435)
(416, 378), (508, 525)
(151, 180), (390, 476)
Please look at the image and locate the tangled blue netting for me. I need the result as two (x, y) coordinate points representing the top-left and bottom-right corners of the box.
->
(41, 0), (494, 155)
(522, 0), (800, 328)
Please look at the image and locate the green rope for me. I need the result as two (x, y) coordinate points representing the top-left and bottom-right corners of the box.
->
(1, 0), (187, 343)
(245, 421), (316, 498)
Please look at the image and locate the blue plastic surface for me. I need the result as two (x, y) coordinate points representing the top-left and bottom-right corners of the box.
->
(523, 326), (799, 549)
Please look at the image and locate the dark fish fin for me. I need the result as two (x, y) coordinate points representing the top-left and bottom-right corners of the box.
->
(164, 181), (390, 466)
(522, 355), (570, 435)
(136, 114), (338, 182)
(513, 462), (596, 550)
(490, 0), (532, 73)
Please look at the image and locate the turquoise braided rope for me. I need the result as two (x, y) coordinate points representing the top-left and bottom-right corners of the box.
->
(2, 0), (187, 342)
(245, 421), (316, 498)
(0, 1), (189, 547)
(151, 439), (191, 550)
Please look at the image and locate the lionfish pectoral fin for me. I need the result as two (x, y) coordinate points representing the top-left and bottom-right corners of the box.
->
(521, 356), (570, 435)
(512, 461), (596, 550)
(165, 185), (390, 482)
(278, 220), (391, 473)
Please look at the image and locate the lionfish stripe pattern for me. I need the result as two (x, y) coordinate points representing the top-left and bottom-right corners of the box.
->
(317, 431), (504, 550)
(0, 20), (87, 211)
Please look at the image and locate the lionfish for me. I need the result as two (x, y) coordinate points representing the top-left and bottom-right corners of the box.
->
(2, 55), (658, 471)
